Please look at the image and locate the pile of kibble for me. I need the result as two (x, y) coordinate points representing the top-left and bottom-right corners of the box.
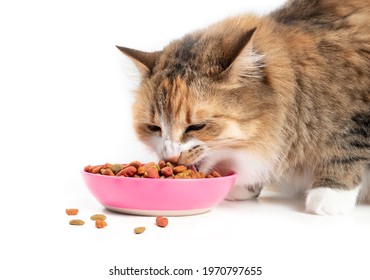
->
(83, 160), (221, 179)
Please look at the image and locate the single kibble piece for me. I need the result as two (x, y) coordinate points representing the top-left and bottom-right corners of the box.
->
(69, 219), (85, 226)
(173, 165), (187, 174)
(95, 220), (108, 229)
(144, 162), (157, 169)
(66, 208), (79, 215)
(101, 168), (115, 176)
(116, 165), (137, 177)
(136, 166), (146, 175)
(84, 165), (92, 172)
(90, 214), (107, 221)
(166, 162), (174, 168)
(134, 227), (146, 234)
(110, 163), (124, 174)
(156, 216), (168, 228)
(92, 165), (104, 174)
(144, 167), (160, 178)
(161, 166), (173, 177)
(129, 160), (142, 169)
(158, 160), (166, 169)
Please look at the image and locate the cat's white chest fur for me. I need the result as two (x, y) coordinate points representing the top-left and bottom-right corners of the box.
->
(204, 149), (273, 200)
(205, 150), (272, 183)
(221, 153), (362, 215)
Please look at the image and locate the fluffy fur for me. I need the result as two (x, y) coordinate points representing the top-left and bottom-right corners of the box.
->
(118, 0), (370, 215)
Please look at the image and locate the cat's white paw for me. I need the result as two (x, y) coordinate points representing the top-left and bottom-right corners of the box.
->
(305, 187), (359, 215)
(225, 184), (262, 201)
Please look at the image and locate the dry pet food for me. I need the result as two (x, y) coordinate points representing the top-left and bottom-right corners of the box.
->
(90, 214), (107, 221)
(95, 220), (108, 228)
(84, 160), (222, 179)
(134, 227), (146, 234)
(69, 219), (85, 226)
(156, 216), (168, 228)
(66, 208), (79, 215)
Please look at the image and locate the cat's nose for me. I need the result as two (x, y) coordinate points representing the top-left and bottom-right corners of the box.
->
(163, 139), (181, 163)
(166, 155), (180, 163)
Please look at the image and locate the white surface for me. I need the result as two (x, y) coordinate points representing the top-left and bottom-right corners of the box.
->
(1, 0), (369, 279)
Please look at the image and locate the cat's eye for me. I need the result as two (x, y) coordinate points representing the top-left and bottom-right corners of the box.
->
(147, 124), (161, 132)
(185, 123), (206, 133)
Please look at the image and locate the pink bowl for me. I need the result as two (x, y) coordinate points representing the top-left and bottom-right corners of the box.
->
(81, 169), (237, 216)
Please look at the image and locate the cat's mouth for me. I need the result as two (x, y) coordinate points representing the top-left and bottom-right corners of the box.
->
(194, 162), (202, 172)
(186, 159), (205, 173)
(188, 162), (201, 173)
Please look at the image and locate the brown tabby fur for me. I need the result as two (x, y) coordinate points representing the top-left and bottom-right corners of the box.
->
(118, 0), (370, 202)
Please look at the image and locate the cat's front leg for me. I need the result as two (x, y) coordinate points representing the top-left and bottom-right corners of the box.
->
(225, 183), (263, 201)
(305, 165), (362, 215)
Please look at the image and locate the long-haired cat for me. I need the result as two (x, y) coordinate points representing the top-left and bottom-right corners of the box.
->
(117, 0), (370, 215)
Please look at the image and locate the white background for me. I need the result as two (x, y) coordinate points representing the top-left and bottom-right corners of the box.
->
(1, 1), (369, 279)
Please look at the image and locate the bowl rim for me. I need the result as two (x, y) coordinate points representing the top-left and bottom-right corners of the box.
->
(81, 170), (237, 181)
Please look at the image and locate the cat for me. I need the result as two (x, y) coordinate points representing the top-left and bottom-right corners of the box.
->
(117, 0), (370, 215)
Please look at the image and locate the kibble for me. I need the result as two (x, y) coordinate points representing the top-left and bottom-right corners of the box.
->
(144, 167), (160, 178)
(95, 220), (108, 229)
(173, 165), (187, 174)
(156, 216), (168, 228)
(90, 214), (107, 221)
(66, 208), (79, 215)
(134, 227), (146, 234)
(110, 163), (124, 174)
(129, 161), (142, 169)
(160, 166), (173, 177)
(116, 165), (137, 177)
(83, 160), (222, 179)
(69, 219), (85, 226)
(101, 168), (115, 176)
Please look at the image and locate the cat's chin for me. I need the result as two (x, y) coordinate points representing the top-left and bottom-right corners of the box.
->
(196, 158), (235, 176)
(213, 162), (237, 176)
(193, 151), (240, 176)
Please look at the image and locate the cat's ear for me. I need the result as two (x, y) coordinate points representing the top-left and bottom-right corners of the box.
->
(220, 27), (263, 80)
(116, 46), (161, 76)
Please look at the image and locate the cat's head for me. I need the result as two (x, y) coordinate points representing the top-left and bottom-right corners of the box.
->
(118, 23), (279, 174)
